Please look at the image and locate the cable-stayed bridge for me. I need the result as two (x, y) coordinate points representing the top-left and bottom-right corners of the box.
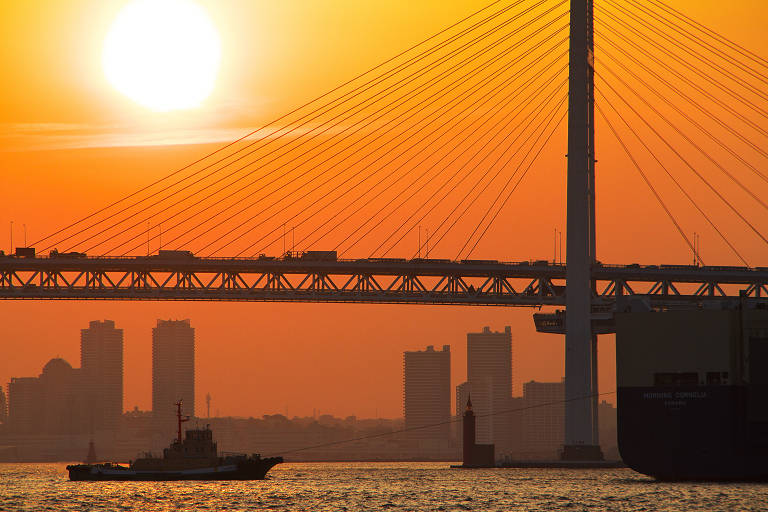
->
(3, 0), (767, 459)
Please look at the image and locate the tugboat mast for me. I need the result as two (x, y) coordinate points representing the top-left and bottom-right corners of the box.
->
(175, 400), (190, 443)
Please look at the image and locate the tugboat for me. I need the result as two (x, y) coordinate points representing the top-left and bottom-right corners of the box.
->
(67, 401), (282, 481)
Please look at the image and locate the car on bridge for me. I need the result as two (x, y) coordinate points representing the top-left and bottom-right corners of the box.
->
(49, 249), (87, 259)
(154, 250), (196, 259)
(12, 247), (36, 258)
(301, 251), (337, 262)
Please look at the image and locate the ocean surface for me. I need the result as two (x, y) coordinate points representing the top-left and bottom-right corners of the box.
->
(3, 462), (768, 511)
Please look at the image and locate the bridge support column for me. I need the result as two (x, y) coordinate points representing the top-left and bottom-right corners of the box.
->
(562, 0), (603, 461)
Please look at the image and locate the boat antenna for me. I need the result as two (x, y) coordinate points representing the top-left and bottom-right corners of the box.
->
(176, 400), (190, 443)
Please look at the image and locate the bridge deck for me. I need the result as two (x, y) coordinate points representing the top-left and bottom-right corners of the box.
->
(1, 255), (766, 306)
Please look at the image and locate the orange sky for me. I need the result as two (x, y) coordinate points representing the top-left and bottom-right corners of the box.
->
(1, 0), (767, 419)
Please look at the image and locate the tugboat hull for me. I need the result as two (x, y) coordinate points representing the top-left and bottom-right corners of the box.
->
(67, 457), (283, 481)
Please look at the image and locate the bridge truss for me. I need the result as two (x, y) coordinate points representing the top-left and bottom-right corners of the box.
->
(1, 257), (766, 310)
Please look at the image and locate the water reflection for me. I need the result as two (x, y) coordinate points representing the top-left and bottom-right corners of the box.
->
(2, 462), (768, 511)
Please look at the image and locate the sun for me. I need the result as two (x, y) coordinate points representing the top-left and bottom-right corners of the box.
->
(102, 0), (221, 112)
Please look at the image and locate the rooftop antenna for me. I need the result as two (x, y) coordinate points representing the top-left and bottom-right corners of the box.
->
(206, 393), (211, 419)
(9, 221), (13, 252)
(23, 224), (26, 248)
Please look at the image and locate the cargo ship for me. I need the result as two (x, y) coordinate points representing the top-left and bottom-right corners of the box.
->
(67, 402), (282, 481)
(616, 304), (768, 481)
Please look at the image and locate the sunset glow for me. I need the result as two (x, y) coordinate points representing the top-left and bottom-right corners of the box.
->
(102, 0), (221, 112)
(2, 0), (768, 424)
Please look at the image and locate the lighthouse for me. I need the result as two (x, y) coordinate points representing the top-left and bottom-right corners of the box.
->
(461, 396), (494, 467)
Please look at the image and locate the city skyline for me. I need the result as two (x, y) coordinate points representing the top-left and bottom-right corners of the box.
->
(0, 318), (616, 463)
(1, 308), (574, 419)
(4, 317), (572, 421)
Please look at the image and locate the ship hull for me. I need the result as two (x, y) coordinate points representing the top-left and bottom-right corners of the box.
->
(67, 457), (283, 481)
(618, 386), (768, 481)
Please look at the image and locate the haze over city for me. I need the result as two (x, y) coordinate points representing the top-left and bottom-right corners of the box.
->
(2, 306), (572, 419)
(2, 0), (766, 422)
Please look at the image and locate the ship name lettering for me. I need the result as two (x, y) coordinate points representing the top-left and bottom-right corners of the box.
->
(674, 392), (707, 399)
(642, 392), (673, 399)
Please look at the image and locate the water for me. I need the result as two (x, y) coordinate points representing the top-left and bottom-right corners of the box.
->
(2, 462), (768, 511)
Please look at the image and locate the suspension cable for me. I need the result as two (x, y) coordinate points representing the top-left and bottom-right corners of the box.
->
(595, 32), (768, 185)
(595, 3), (768, 121)
(595, 103), (696, 260)
(88, 1), (566, 255)
(223, 42), (568, 257)
(460, 99), (567, 259)
(601, 0), (768, 102)
(373, 79), (569, 257)
(595, 86), (749, 266)
(346, 79), (567, 257)
(32, 0), (523, 249)
(595, 69), (768, 249)
(381, 85), (568, 258)
(200, 22), (571, 256)
(260, 47), (570, 256)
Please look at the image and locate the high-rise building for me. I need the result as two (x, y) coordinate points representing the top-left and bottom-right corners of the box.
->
(0, 386), (7, 424)
(7, 377), (39, 434)
(152, 319), (195, 425)
(521, 379), (565, 459)
(598, 400), (618, 460)
(39, 358), (85, 434)
(455, 382), (471, 424)
(460, 326), (512, 448)
(403, 345), (451, 442)
(403, 345), (450, 441)
(7, 358), (87, 435)
(81, 320), (124, 431)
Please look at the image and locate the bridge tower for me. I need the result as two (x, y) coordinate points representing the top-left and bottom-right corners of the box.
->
(563, 0), (603, 460)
